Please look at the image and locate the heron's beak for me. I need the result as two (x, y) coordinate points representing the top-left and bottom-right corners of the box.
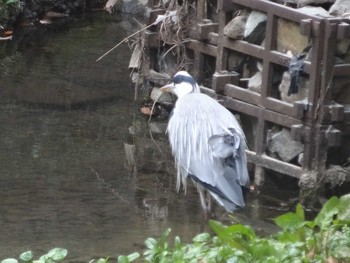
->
(160, 83), (174, 93)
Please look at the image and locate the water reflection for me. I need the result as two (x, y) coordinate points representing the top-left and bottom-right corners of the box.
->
(0, 12), (298, 261)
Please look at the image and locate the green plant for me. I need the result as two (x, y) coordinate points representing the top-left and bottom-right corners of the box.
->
(0, 0), (23, 25)
(1, 248), (67, 263)
(119, 194), (350, 263)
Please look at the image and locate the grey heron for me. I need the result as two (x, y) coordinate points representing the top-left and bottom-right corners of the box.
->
(161, 71), (250, 213)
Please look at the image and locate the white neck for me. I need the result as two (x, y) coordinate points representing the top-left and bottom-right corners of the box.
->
(173, 82), (197, 98)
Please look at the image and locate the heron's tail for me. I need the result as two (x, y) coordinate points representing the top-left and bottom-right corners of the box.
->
(189, 168), (246, 213)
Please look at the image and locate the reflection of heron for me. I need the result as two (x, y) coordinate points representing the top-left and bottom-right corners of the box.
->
(161, 71), (250, 214)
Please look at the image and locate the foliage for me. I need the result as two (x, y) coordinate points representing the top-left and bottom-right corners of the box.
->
(118, 195), (350, 263)
(1, 248), (67, 263)
(0, 0), (23, 26)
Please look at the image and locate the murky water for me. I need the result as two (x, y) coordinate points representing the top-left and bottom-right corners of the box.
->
(0, 13), (299, 261)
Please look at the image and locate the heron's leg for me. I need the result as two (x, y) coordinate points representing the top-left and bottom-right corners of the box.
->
(198, 188), (208, 212)
(199, 189), (214, 222)
(207, 194), (212, 212)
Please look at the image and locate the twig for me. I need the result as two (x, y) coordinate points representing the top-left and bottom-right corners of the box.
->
(96, 12), (176, 62)
(133, 17), (144, 27)
(96, 23), (153, 62)
(161, 38), (191, 58)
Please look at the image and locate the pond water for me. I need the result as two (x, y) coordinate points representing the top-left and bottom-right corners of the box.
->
(0, 12), (299, 261)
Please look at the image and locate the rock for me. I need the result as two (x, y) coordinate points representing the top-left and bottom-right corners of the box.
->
(223, 15), (247, 39)
(248, 71), (262, 93)
(104, 0), (147, 15)
(277, 7), (329, 54)
(299, 171), (318, 189)
(333, 76), (350, 104)
(336, 39), (350, 56)
(227, 51), (246, 71)
(279, 71), (309, 103)
(147, 70), (169, 86)
(105, 0), (120, 13)
(298, 153), (304, 166)
(298, 6), (330, 17)
(243, 11), (267, 44)
(329, 0), (350, 16)
(267, 128), (304, 162)
(345, 48), (350, 63)
(247, 62), (263, 93)
(325, 165), (350, 188)
(117, 0), (147, 15)
(277, 19), (309, 54)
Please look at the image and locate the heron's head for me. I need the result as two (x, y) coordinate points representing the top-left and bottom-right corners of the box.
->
(160, 71), (200, 98)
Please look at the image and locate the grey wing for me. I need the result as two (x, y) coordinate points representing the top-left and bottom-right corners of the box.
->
(208, 128), (241, 158)
(208, 129), (250, 187)
(207, 130), (250, 211)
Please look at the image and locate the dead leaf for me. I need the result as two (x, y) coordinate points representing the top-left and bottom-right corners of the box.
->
(140, 106), (161, 117)
(4, 30), (13, 36)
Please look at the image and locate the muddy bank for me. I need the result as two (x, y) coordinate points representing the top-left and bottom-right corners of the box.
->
(0, 0), (147, 35)
(0, 0), (103, 30)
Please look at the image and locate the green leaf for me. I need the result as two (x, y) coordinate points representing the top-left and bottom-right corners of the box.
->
(95, 258), (108, 263)
(174, 236), (181, 248)
(46, 248), (67, 261)
(314, 196), (339, 229)
(6, 0), (19, 4)
(250, 239), (277, 260)
(171, 249), (184, 262)
(295, 203), (305, 221)
(145, 238), (157, 249)
(274, 212), (305, 230)
(338, 194), (350, 222)
(333, 246), (350, 259)
(19, 251), (33, 262)
(159, 228), (171, 244)
(126, 253), (139, 262)
(1, 259), (19, 263)
(277, 231), (300, 243)
(193, 233), (210, 243)
(33, 255), (46, 263)
(209, 220), (250, 250)
(226, 224), (256, 240)
(117, 256), (129, 263)
(209, 220), (227, 237)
